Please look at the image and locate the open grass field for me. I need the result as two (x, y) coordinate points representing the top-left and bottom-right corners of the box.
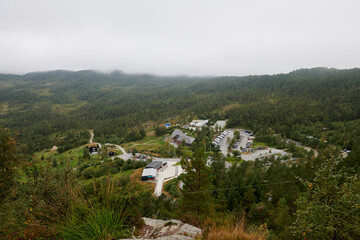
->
(33, 147), (84, 168)
(252, 141), (267, 148)
(123, 135), (165, 148)
(122, 135), (175, 157)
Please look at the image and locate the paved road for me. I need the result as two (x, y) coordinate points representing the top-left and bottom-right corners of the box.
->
(105, 143), (133, 160)
(154, 161), (183, 197)
(89, 132), (182, 197)
(106, 143), (182, 197)
(241, 148), (288, 161)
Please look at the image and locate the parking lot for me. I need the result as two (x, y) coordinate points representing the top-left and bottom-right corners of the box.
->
(212, 129), (252, 156)
(218, 129), (233, 156)
(213, 129), (288, 161)
(236, 130), (253, 152)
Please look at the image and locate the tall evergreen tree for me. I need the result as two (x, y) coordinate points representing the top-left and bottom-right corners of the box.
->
(180, 148), (215, 217)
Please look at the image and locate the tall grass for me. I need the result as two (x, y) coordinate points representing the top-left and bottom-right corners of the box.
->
(206, 225), (265, 240)
(58, 177), (134, 240)
(59, 207), (130, 240)
(202, 215), (266, 240)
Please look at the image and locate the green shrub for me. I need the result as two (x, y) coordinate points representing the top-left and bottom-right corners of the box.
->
(81, 167), (96, 179)
(115, 158), (124, 168)
(164, 177), (182, 198)
(134, 161), (146, 169)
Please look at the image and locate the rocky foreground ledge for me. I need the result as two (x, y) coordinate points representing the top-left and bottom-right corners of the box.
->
(120, 217), (202, 240)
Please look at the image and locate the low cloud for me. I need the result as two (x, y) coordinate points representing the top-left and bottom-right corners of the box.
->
(0, 0), (359, 76)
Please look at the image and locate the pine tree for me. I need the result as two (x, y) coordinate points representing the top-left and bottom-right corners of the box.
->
(180, 147), (215, 218)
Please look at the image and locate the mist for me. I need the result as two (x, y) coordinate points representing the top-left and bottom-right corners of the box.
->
(0, 0), (359, 76)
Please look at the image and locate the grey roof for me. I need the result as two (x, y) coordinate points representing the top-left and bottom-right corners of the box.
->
(145, 161), (163, 169)
(170, 129), (195, 145)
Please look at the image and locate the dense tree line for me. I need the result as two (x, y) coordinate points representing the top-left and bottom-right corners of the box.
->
(177, 141), (360, 238)
(0, 68), (359, 156)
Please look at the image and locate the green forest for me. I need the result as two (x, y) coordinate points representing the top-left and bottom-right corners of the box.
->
(1, 68), (360, 239)
(1, 68), (359, 154)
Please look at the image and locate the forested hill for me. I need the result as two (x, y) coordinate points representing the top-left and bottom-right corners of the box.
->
(0, 67), (359, 153)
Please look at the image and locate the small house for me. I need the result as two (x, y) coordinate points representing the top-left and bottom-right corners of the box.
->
(108, 151), (116, 156)
(88, 142), (99, 154)
(89, 147), (97, 154)
(170, 129), (195, 146)
(141, 168), (157, 181)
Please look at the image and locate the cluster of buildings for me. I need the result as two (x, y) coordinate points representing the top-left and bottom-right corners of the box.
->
(189, 119), (208, 130)
(86, 143), (117, 156)
(166, 119), (228, 148)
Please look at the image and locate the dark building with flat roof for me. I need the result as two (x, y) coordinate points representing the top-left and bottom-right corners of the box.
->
(145, 161), (163, 170)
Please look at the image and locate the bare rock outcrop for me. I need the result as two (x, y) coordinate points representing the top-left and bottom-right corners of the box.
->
(121, 217), (202, 240)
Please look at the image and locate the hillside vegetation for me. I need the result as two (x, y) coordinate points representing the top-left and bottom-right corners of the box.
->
(0, 68), (359, 154)
(1, 68), (360, 239)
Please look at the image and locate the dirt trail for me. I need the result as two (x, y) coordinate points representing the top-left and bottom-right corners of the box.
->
(89, 130), (94, 143)
(303, 146), (319, 157)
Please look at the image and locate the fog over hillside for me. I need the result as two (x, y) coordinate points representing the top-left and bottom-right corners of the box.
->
(1, 0), (359, 75)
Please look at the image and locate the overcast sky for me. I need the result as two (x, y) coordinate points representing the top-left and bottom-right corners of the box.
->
(0, 0), (359, 76)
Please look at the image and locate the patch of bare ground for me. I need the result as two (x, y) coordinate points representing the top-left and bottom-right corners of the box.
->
(147, 131), (156, 136)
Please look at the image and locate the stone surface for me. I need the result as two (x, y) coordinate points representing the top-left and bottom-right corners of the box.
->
(177, 223), (202, 237)
(121, 236), (192, 240)
(120, 217), (202, 240)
